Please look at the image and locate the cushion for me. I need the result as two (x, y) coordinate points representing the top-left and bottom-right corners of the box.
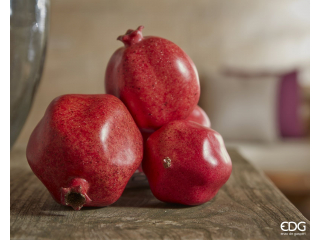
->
(278, 71), (303, 137)
(221, 70), (304, 138)
(200, 74), (280, 141)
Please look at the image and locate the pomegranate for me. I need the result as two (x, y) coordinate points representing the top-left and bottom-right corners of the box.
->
(142, 120), (232, 205)
(26, 94), (143, 210)
(186, 105), (211, 128)
(105, 26), (200, 131)
(136, 129), (156, 173)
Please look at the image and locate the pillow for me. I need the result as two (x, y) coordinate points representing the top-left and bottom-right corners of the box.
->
(278, 71), (303, 137)
(200, 74), (280, 142)
(220, 70), (304, 138)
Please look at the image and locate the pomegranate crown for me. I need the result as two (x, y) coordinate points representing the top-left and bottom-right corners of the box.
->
(117, 25), (144, 47)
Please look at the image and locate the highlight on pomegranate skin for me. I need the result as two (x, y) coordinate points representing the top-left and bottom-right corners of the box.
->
(105, 26), (200, 132)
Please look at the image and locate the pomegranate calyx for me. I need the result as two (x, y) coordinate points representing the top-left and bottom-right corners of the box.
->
(60, 178), (92, 210)
(117, 26), (144, 47)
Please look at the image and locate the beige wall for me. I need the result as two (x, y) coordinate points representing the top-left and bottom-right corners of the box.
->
(14, 0), (309, 148)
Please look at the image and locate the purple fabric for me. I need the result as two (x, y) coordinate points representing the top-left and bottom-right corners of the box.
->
(278, 71), (303, 137)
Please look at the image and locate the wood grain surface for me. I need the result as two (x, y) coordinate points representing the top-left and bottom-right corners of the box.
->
(11, 148), (310, 240)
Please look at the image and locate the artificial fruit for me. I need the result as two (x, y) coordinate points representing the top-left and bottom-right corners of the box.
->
(186, 105), (211, 128)
(105, 26), (200, 131)
(26, 94), (143, 210)
(143, 120), (232, 205)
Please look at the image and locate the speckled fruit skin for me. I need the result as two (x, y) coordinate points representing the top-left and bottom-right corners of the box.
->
(105, 26), (200, 132)
(186, 105), (211, 128)
(136, 129), (155, 172)
(142, 120), (232, 205)
(26, 94), (143, 210)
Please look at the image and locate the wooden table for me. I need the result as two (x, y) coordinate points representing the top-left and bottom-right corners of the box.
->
(11, 148), (310, 239)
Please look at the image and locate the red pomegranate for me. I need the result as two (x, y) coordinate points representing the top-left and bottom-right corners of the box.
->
(143, 120), (232, 205)
(26, 94), (143, 210)
(105, 26), (200, 131)
(186, 105), (211, 128)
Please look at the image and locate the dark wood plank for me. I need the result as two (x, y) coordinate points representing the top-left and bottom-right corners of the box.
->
(11, 148), (310, 240)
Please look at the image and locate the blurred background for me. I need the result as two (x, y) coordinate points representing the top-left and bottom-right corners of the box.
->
(11, 0), (310, 218)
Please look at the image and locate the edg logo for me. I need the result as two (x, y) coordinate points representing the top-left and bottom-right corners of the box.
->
(280, 222), (306, 231)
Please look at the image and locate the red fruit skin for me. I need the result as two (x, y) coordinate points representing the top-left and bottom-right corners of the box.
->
(26, 94), (143, 210)
(105, 26), (200, 131)
(137, 129), (155, 173)
(142, 120), (232, 205)
(186, 105), (211, 128)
